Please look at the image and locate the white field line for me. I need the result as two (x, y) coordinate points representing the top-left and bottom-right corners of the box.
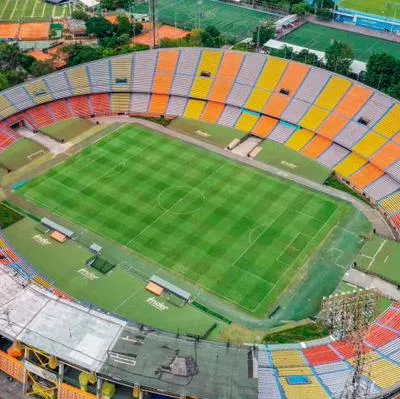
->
(367, 240), (386, 270)
(0, 0), (10, 18)
(31, 0), (38, 17)
(21, 0), (29, 18)
(41, 1), (47, 18)
(254, 206), (338, 312)
(9, 0), (19, 20)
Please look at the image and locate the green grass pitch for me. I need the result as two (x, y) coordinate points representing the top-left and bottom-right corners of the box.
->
(339, 0), (400, 17)
(0, 0), (71, 20)
(19, 124), (346, 315)
(134, 0), (276, 39)
(282, 23), (400, 62)
(355, 236), (400, 284)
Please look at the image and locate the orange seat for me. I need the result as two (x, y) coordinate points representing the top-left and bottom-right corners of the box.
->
(302, 135), (332, 160)
(349, 163), (384, 190)
(251, 116), (278, 139)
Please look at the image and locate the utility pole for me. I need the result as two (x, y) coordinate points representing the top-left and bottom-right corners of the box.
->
(148, 0), (158, 48)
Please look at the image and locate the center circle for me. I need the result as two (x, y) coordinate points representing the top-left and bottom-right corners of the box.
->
(158, 185), (205, 215)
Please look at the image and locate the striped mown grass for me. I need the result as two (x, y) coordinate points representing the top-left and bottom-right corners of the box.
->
(20, 124), (347, 315)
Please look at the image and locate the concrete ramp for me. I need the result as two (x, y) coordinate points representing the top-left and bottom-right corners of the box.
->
(231, 136), (262, 157)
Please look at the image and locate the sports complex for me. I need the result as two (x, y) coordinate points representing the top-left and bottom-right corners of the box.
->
(0, 45), (399, 398)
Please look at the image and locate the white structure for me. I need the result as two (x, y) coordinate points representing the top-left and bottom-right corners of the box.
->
(263, 39), (367, 75)
(78, 0), (99, 9)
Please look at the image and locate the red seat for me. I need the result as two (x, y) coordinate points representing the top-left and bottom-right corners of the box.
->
(88, 94), (110, 116)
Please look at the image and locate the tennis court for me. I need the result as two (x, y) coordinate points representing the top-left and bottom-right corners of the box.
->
(0, 0), (71, 20)
(134, 0), (277, 39)
(282, 23), (400, 61)
(18, 123), (352, 316)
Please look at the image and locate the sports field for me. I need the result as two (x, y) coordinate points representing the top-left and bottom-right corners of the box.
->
(0, 0), (71, 20)
(282, 23), (400, 61)
(134, 0), (276, 39)
(355, 236), (400, 284)
(340, 0), (400, 17)
(19, 124), (347, 315)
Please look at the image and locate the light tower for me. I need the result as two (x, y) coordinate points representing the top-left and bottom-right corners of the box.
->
(319, 288), (379, 399)
(148, 0), (159, 48)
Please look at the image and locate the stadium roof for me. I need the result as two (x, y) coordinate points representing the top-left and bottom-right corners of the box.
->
(0, 267), (256, 399)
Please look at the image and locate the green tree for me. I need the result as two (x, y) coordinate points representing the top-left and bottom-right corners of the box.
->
(5, 70), (27, 86)
(0, 73), (8, 91)
(86, 16), (115, 38)
(325, 40), (353, 75)
(291, 2), (310, 15)
(385, 82), (400, 100)
(364, 53), (399, 92)
(30, 61), (54, 77)
(133, 22), (143, 35)
(316, 7), (333, 19)
(315, 0), (335, 8)
(71, 9), (89, 20)
(252, 22), (276, 47)
(200, 26), (223, 48)
(117, 16), (132, 36)
(65, 45), (103, 66)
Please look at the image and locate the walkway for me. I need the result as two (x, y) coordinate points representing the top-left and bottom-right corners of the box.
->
(93, 116), (395, 240)
(344, 268), (400, 301)
(16, 127), (72, 155)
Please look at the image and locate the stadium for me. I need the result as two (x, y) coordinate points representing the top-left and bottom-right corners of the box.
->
(0, 46), (399, 399)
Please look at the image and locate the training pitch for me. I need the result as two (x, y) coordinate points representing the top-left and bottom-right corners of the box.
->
(340, 0), (400, 17)
(134, 0), (276, 39)
(0, 0), (71, 20)
(282, 23), (400, 62)
(19, 124), (347, 315)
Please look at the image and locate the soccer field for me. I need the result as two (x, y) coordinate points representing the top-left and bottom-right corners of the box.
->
(282, 23), (400, 62)
(340, 0), (400, 16)
(19, 124), (345, 315)
(134, 0), (276, 39)
(355, 237), (400, 284)
(0, 0), (71, 20)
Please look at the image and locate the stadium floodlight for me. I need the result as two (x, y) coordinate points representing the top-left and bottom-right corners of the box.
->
(318, 288), (379, 399)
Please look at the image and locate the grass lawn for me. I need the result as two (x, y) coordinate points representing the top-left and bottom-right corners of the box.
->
(339, 0), (400, 17)
(0, 0), (71, 20)
(134, 0), (276, 39)
(282, 23), (400, 61)
(0, 202), (23, 229)
(256, 139), (331, 184)
(40, 119), (94, 142)
(0, 138), (46, 172)
(355, 236), (400, 284)
(4, 218), (222, 337)
(263, 322), (329, 344)
(169, 118), (245, 148)
(19, 124), (348, 316)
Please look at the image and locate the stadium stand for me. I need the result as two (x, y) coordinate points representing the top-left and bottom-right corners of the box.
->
(0, 48), (399, 234)
(68, 96), (92, 118)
